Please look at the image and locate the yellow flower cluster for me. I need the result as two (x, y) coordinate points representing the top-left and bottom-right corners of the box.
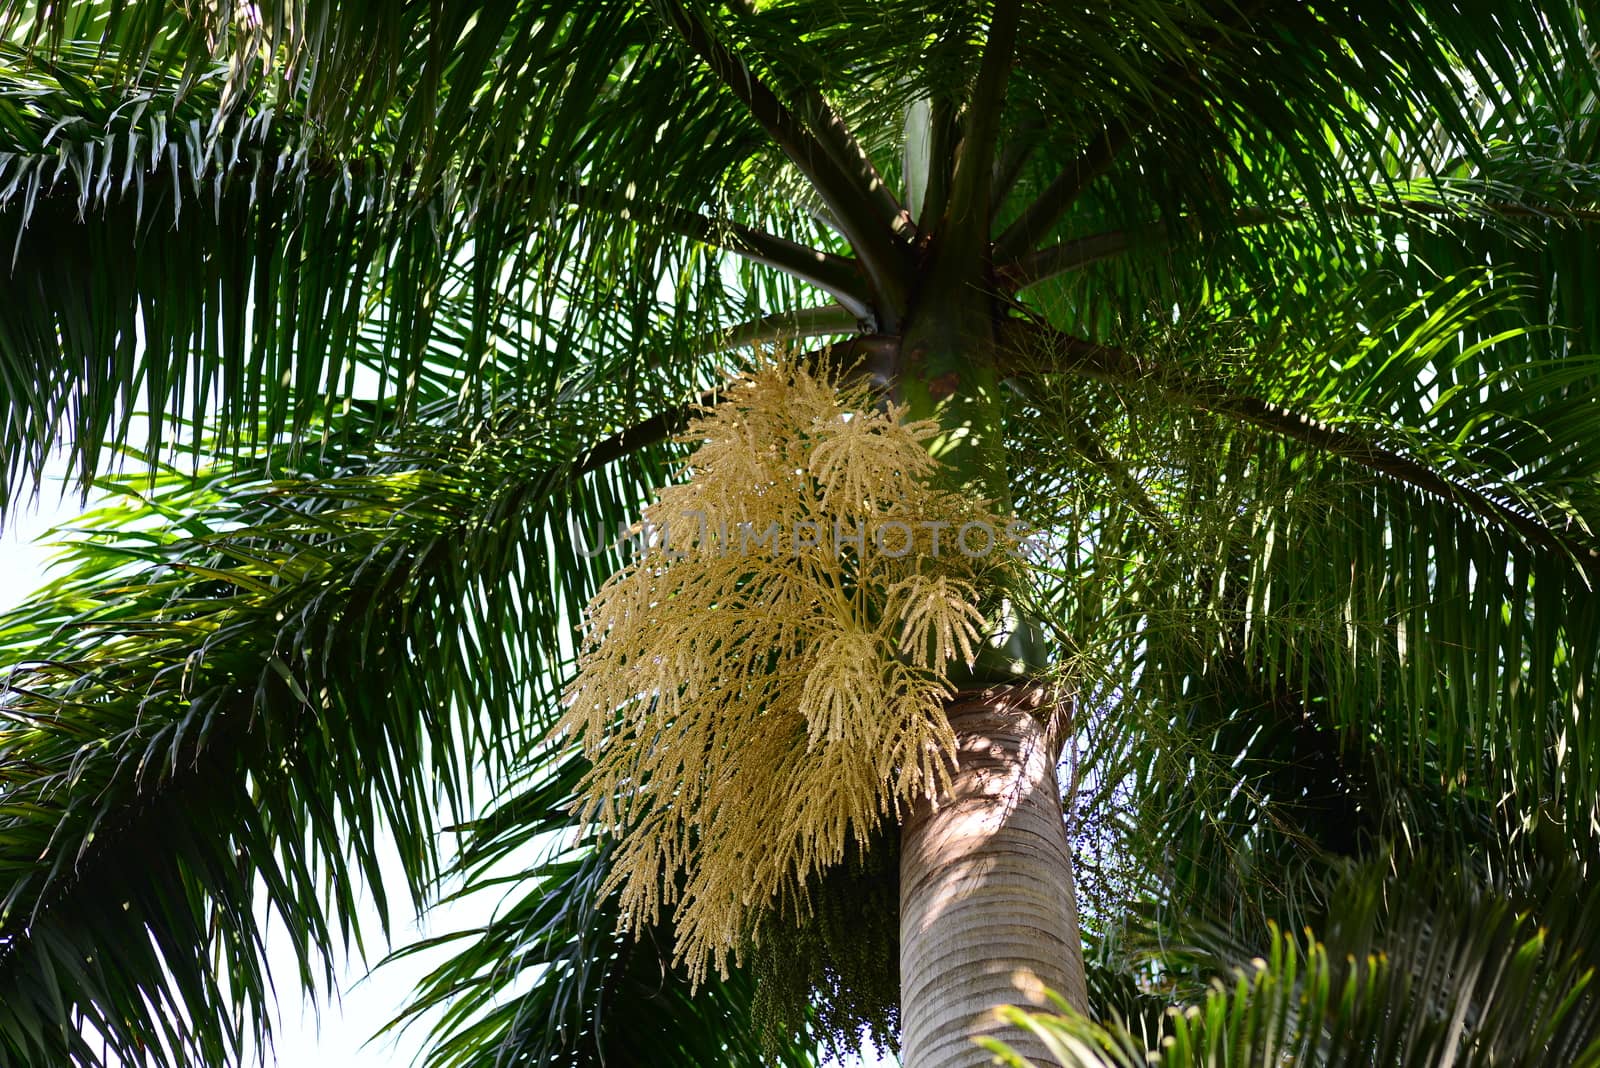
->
(557, 355), (1012, 983)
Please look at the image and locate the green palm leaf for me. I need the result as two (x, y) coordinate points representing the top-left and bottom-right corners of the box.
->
(983, 858), (1600, 1067)
(0, 389), (669, 1064)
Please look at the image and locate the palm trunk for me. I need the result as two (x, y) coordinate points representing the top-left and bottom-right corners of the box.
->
(899, 683), (1088, 1067)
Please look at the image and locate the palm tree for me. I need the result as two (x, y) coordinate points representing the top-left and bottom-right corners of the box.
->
(1, 1), (1598, 1065)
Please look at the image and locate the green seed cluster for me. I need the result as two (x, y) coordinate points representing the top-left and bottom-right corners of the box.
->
(749, 828), (901, 1060)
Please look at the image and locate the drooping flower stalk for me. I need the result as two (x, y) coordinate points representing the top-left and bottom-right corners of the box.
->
(558, 355), (1018, 982)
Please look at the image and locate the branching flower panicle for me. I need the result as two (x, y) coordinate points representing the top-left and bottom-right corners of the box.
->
(557, 355), (1016, 982)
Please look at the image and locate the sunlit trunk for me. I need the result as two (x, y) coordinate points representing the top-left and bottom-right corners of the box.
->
(898, 683), (1088, 1067)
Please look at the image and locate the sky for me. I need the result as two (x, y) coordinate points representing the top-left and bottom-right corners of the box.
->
(1, 477), (892, 1067)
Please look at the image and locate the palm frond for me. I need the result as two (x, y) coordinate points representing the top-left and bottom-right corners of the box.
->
(383, 741), (817, 1068)
(0, 387), (669, 1065)
(0, 16), (853, 517)
(983, 858), (1600, 1067)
